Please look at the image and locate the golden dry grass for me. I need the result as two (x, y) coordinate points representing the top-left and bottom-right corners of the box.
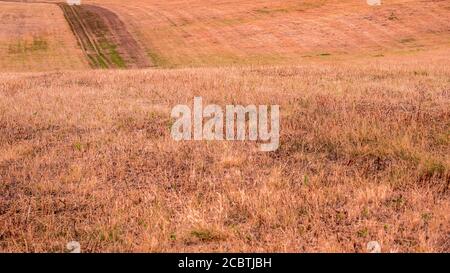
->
(83, 0), (450, 67)
(0, 1), (89, 72)
(0, 0), (449, 253)
(2, 0), (449, 70)
(0, 54), (448, 252)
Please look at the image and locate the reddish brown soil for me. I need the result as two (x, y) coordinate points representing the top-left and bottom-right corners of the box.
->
(0, 0), (152, 68)
(59, 3), (152, 69)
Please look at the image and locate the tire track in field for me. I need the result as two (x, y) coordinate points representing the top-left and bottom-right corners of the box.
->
(58, 3), (152, 69)
(0, 0), (152, 69)
(58, 3), (111, 68)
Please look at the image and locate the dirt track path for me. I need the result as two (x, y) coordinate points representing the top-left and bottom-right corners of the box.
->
(0, 0), (152, 69)
(58, 3), (110, 68)
(59, 3), (152, 69)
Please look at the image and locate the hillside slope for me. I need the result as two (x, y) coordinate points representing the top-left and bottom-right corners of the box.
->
(0, 1), (89, 72)
(86, 0), (450, 67)
(1, 0), (449, 70)
(0, 0), (449, 253)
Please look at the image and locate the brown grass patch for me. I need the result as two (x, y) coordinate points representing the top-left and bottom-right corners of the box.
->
(0, 58), (448, 252)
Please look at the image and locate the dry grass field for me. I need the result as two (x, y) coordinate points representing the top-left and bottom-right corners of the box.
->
(0, 0), (449, 253)
(83, 0), (450, 67)
(2, 0), (449, 69)
(1, 56), (449, 252)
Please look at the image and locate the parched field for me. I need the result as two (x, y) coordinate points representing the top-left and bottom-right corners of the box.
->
(0, 0), (449, 253)
(0, 56), (449, 252)
(0, 1), (89, 72)
(1, 0), (449, 69)
(84, 0), (450, 67)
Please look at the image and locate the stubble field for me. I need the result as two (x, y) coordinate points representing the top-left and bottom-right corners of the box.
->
(0, 1), (89, 72)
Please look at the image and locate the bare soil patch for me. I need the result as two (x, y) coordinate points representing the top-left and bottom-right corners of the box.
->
(59, 3), (152, 69)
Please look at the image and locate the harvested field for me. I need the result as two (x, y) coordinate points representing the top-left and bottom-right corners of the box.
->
(2, 0), (449, 69)
(85, 0), (450, 67)
(0, 1), (88, 72)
